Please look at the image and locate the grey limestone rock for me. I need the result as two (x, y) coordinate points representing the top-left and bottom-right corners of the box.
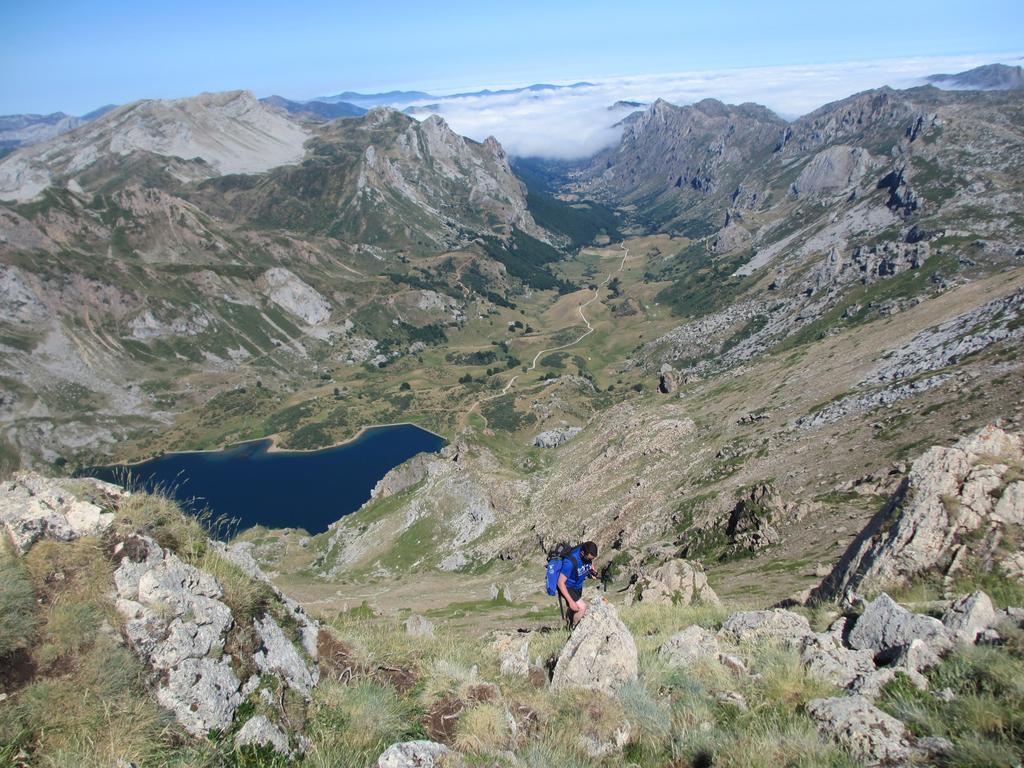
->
(806, 695), (916, 766)
(532, 426), (583, 448)
(847, 593), (951, 654)
(717, 609), (813, 648)
(625, 558), (720, 607)
(405, 614), (435, 637)
(0, 471), (119, 553)
(234, 714), (289, 754)
(943, 591), (997, 645)
(492, 631), (530, 677)
(813, 425), (1024, 603)
(253, 614), (318, 696)
(377, 740), (453, 768)
(800, 632), (877, 688)
(659, 625), (721, 668)
(551, 597), (638, 696)
(113, 535), (243, 736)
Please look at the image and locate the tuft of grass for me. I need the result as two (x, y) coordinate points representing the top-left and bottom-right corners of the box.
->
(305, 680), (422, 768)
(0, 540), (39, 657)
(878, 644), (1024, 767)
(455, 703), (511, 754)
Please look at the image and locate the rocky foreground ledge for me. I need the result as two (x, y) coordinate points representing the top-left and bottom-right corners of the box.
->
(1, 424), (1022, 766)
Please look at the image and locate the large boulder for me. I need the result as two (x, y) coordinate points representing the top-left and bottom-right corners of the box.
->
(806, 695), (916, 766)
(717, 609), (813, 648)
(378, 740), (453, 768)
(659, 625), (721, 668)
(847, 593), (951, 654)
(551, 597), (638, 696)
(625, 558), (720, 606)
(814, 425), (1024, 603)
(0, 472), (121, 553)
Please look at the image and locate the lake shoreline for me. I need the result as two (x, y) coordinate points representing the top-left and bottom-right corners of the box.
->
(84, 423), (447, 536)
(108, 421), (448, 468)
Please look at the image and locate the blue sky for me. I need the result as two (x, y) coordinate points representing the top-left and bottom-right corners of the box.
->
(2, 0), (1022, 115)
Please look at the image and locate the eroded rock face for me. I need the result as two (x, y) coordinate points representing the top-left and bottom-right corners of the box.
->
(551, 597), (638, 696)
(813, 425), (1024, 603)
(625, 558), (720, 606)
(847, 593), (951, 654)
(717, 609), (813, 648)
(113, 535), (243, 737)
(0, 472), (121, 553)
(806, 695), (916, 766)
(377, 740), (453, 768)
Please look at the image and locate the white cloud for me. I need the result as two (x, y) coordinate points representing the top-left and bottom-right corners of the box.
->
(389, 52), (1023, 160)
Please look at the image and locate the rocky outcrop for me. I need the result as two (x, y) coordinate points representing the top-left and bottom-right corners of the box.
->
(235, 715), (289, 755)
(717, 609), (813, 648)
(805, 241), (930, 296)
(532, 426), (583, 448)
(377, 740), (454, 768)
(806, 695), (920, 766)
(865, 289), (1024, 386)
(492, 631), (530, 677)
(370, 453), (434, 500)
(800, 626), (877, 688)
(551, 597), (638, 695)
(624, 558), (720, 606)
(813, 425), (1024, 603)
(942, 591), (997, 645)
(405, 614), (434, 637)
(846, 593), (952, 654)
(258, 267), (332, 325)
(790, 145), (872, 198)
(0, 472), (122, 553)
(253, 614), (318, 696)
(113, 535), (243, 737)
(659, 625), (721, 668)
(658, 365), (694, 394)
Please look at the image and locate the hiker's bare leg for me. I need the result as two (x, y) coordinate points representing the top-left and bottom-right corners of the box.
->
(573, 600), (588, 625)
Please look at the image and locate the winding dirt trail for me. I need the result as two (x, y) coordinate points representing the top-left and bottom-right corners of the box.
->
(460, 244), (630, 428)
(500, 244), (629, 395)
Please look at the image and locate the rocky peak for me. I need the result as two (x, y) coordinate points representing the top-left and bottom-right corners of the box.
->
(0, 89), (311, 200)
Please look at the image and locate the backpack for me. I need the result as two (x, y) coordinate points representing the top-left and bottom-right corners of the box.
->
(544, 542), (579, 596)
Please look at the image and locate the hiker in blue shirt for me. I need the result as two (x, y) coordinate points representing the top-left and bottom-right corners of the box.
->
(556, 541), (599, 627)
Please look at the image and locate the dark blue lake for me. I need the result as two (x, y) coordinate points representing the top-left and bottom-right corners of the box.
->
(86, 424), (445, 535)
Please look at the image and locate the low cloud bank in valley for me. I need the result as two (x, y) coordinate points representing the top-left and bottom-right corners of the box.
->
(393, 53), (1022, 160)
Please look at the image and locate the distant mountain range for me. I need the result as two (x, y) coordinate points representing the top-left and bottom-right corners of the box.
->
(259, 95), (367, 120)
(926, 62), (1024, 91)
(314, 81), (595, 107)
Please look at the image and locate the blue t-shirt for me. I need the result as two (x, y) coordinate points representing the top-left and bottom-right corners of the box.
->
(560, 546), (592, 589)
